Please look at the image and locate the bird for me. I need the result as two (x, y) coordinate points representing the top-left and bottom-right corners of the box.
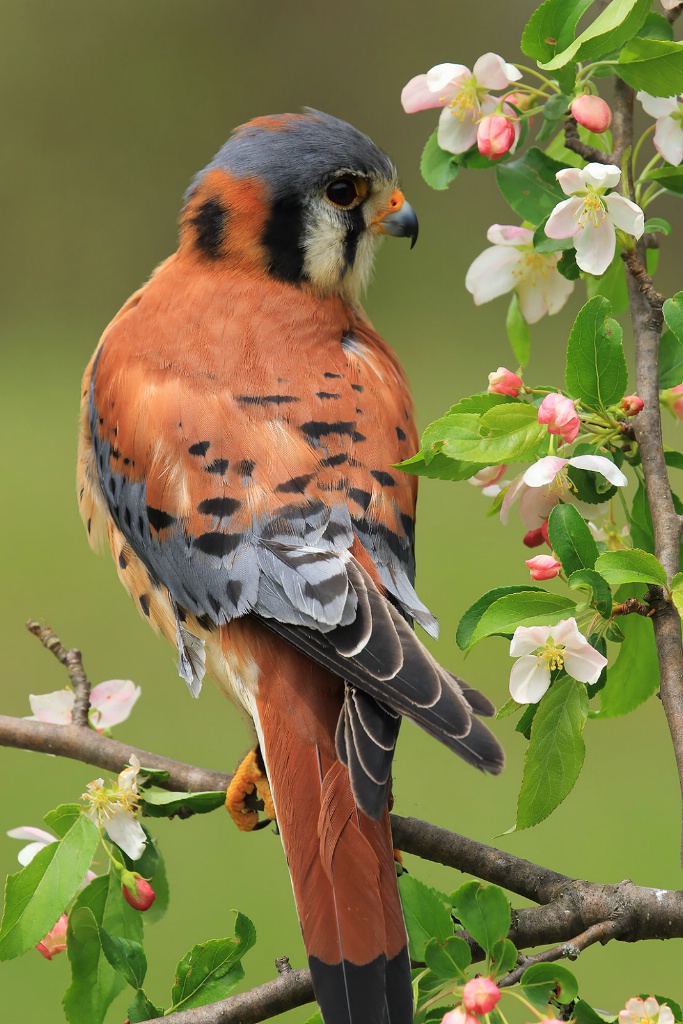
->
(77, 109), (504, 1024)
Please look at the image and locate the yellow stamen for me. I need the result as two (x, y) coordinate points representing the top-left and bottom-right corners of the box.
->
(537, 640), (566, 672)
(576, 191), (607, 230)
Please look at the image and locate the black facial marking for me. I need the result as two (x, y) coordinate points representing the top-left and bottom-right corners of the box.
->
(139, 594), (151, 617)
(118, 551), (127, 570)
(261, 196), (307, 284)
(351, 384), (364, 393)
(237, 459), (255, 477)
(197, 496), (241, 518)
(396, 426), (407, 441)
(205, 458), (229, 475)
(275, 473), (315, 494)
(316, 392), (341, 400)
(146, 506), (176, 532)
(320, 453), (348, 467)
(189, 440), (211, 457)
(370, 470), (396, 487)
(87, 518), (92, 535)
(300, 420), (355, 442)
(348, 487), (372, 511)
(342, 205), (366, 272)
(194, 532), (243, 557)
(237, 394), (300, 405)
(191, 197), (227, 259)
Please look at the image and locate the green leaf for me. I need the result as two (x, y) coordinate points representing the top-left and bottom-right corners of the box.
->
(423, 935), (471, 979)
(506, 293), (531, 367)
(144, 842), (169, 925)
(594, 548), (668, 586)
(594, 612), (659, 717)
(63, 872), (144, 1024)
(534, 217), (573, 253)
(127, 990), (164, 1023)
(568, 568), (613, 618)
(671, 572), (683, 620)
(496, 697), (524, 720)
(396, 449), (480, 482)
(548, 504), (600, 575)
(491, 938), (518, 978)
(398, 874), (453, 962)
(540, 0), (651, 70)
(0, 813), (99, 961)
(585, 252), (629, 315)
(639, 12), (674, 42)
(457, 586), (543, 650)
(466, 591), (578, 649)
(420, 130), (459, 190)
(556, 247), (581, 280)
(515, 678), (588, 830)
(573, 999), (618, 1024)
(140, 789), (226, 817)
(422, 404), (546, 467)
(170, 914), (256, 1012)
(43, 803), (81, 838)
(567, 444), (624, 505)
(664, 292), (683, 345)
(136, 765), (171, 783)
(642, 166), (683, 195)
(617, 38), (683, 96)
(521, 0), (595, 62)
(496, 148), (566, 225)
(451, 881), (511, 954)
(100, 930), (147, 989)
(659, 331), (683, 389)
(565, 296), (627, 410)
(520, 962), (579, 1004)
(644, 216), (672, 235)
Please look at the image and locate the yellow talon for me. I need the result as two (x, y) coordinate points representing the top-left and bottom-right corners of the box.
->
(225, 747), (275, 832)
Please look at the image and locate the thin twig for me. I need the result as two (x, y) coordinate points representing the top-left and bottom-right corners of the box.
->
(26, 620), (91, 727)
(499, 920), (622, 988)
(564, 118), (609, 164)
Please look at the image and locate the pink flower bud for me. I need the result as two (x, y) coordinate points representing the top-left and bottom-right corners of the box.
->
(122, 872), (156, 912)
(488, 367), (523, 397)
(36, 913), (68, 960)
(538, 393), (580, 444)
(462, 978), (501, 1015)
(571, 94), (612, 134)
(620, 395), (644, 417)
(503, 91), (532, 112)
(477, 115), (517, 160)
(668, 384), (683, 419)
(525, 554), (561, 580)
(523, 527), (545, 548)
(441, 1009), (481, 1024)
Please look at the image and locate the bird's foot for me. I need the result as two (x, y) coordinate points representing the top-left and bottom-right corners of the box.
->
(225, 747), (276, 832)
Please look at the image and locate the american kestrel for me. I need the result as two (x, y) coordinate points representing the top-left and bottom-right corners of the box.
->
(78, 109), (503, 1024)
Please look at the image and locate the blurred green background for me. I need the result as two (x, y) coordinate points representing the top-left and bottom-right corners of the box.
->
(3, 1), (683, 1021)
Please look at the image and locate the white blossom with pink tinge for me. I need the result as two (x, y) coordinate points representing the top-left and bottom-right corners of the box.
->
(501, 455), (627, 530)
(637, 92), (683, 166)
(468, 464), (509, 497)
(509, 618), (607, 703)
(7, 825), (97, 883)
(82, 755), (147, 860)
(466, 225), (574, 323)
(619, 998), (675, 1024)
(545, 164), (644, 276)
(401, 53), (521, 155)
(28, 678), (141, 730)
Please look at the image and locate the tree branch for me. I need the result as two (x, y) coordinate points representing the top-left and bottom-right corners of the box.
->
(564, 118), (610, 164)
(27, 620), (91, 727)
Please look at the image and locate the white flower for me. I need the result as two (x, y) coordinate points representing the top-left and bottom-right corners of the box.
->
(501, 455), (628, 529)
(466, 225), (574, 323)
(6, 826), (57, 866)
(28, 679), (141, 730)
(545, 164), (644, 275)
(509, 618), (607, 703)
(468, 464), (509, 497)
(401, 53), (522, 154)
(82, 755), (146, 860)
(637, 91), (683, 166)
(619, 998), (675, 1024)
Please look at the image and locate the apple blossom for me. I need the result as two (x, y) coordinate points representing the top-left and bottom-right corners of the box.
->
(501, 455), (627, 530)
(525, 554), (561, 581)
(571, 95), (612, 133)
(477, 114), (516, 159)
(441, 1008), (480, 1024)
(509, 617), (607, 703)
(488, 366), (522, 397)
(636, 92), (683, 166)
(28, 678), (141, 730)
(7, 826), (57, 866)
(619, 998), (675, 1024)
(468, 464), (508, 497)
(545, 164), (644, 276)
(401, 53), (521, 155)
(660, 0), (681, 9)
(36, 914), (68, 960)
(466, 224), (573, 323)
(121, 871), (156, 911)
(538, 393), (581, 444)
(81, 754), (147, 860)
(462, 977), (501, 1014)
(620, 394), (644, 416)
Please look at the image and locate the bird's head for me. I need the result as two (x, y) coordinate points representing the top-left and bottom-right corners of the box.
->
(180, 109), (418, 300)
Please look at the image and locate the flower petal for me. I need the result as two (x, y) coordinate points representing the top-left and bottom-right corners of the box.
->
(604, 193), (644, 238)
(516, 278), (548, 325)
(7, 826), (55, 844)
(654, 115), (683, 166)
(556, 167), (585, 196)
(573, 215), (615, 276)
(517, 483), (558, 529)
(523, 457), (569, 488)
(637, 91), (679, 118)
(401, 74), (450, 113)
(580, 162), (621, 190)
(564, 645), (608, 685)
(437, 105), (478, 154)
(28, 690), (75, 725)
(545, 197), (583, 239)
(510, 625), (553, 657)
(567, 454), (628, 486)
(500, 473), (527, 525)
(486, 224), (533, 246)
(465, 246), (521, 304)
(89, 679), (141, 729)
(473, 52), (522, 89)
(509, 656), (551, 703)
(104, 809), (147, 860)
(426, 63), (471, 92)
(540, 264), (575, 316)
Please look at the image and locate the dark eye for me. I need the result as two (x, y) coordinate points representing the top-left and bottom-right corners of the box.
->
(326, 176), (359, 208)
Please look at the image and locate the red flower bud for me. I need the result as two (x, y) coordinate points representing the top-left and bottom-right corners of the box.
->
(488, 366), (523, 397)
(35, 913), (68, 960)
(538, 393), (580, 444)
(525, 554), (561, 581)
(523, 527), (545, 548)
(620, 394), (644, 417)
(571, 94), (612, 134)
(541, 517), (550, 546)
(122, 872), (156, 912)
(463, 977), (502, 1015)
(477, 115), (516, 160)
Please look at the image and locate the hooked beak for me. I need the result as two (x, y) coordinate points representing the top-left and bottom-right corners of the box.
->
(377, 198), (419, 249)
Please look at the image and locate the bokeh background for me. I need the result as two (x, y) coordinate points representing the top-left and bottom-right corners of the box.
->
(3, 1), (683, 1021)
